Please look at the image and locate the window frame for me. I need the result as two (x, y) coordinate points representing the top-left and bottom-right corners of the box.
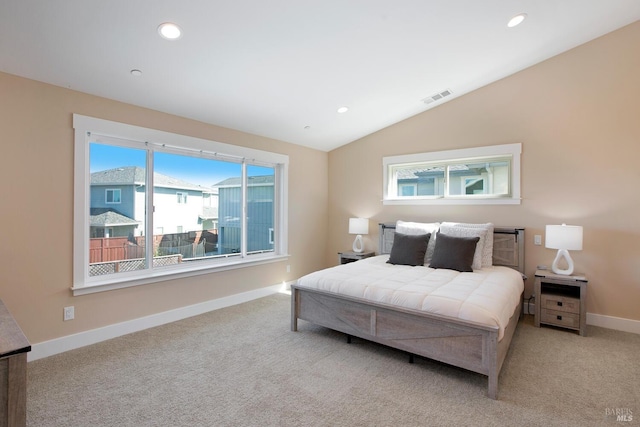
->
(176, 192), (187, 204)
(73, 114), (289, 296)
(383, 143), (521, 205)
(105, 188), (121, 204)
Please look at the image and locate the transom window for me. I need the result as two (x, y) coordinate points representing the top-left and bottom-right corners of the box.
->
(73, 115), (289, 295)
(383, 143), (521, 205)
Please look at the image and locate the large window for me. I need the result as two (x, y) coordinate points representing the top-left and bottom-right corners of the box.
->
(73, 115), (288, 295)
(383, 143), (521, 205)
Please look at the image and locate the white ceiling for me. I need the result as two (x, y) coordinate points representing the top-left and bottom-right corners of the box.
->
(1, 1), (639, 152)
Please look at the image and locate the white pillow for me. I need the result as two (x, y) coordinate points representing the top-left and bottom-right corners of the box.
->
(395, 221), (440, 265)
(440, 222), (494, 268)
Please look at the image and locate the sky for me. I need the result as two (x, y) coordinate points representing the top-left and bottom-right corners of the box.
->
(90, 143), (272, 187)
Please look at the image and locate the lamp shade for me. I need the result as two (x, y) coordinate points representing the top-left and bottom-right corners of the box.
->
(545, 224), (583, 250)
(349, 218), (369, 235)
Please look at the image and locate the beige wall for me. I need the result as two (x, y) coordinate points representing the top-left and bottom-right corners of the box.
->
(0, 72), (328, 344)
(1, 21), (638, 348)
(328, 22), (640, 321)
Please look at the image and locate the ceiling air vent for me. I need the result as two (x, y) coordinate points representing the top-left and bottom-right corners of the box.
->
(422, 89), (452, 105)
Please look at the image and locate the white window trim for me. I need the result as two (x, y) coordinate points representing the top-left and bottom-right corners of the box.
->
(73, 114), (289, 296)
(383, 143), (521, 205)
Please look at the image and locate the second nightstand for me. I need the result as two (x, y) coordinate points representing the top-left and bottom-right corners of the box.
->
(338, 251), (375, 265)
(534, 269), (588, 336)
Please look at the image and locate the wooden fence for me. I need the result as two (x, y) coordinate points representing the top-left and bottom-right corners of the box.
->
(89, 236), (153, 263)
(89, 229), (218, 263)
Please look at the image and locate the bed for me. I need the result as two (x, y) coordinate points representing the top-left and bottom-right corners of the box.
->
(291, 222), (525, 399)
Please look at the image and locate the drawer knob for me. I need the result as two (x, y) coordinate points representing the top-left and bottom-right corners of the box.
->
(557, 301), (563, 307)
(557, 315), (562, 320)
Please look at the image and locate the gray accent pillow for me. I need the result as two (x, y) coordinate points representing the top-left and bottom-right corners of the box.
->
(429, 232), (480, 272)
(440, 222), (494, 268)
(395, 221), (440, 264)
(387, 232), (431, 266)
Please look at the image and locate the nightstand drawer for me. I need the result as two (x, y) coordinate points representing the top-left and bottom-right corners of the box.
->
(540, 309), (580, 329)
(540, 294), (580, 314)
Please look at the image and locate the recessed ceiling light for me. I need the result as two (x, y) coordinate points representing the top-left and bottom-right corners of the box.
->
(507, 13), (527, 28)
(158, 22), (182, 40)
(337, 106), (349, 114)
(130, 69), (142, 77)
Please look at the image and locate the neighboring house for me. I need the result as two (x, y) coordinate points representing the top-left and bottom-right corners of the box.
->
(199, 196), (219, 231)
(89, 208), (140, 238)
(397, 162), (509, 197)
(215, 175), (274, 255)
(90, 166), (218, 238)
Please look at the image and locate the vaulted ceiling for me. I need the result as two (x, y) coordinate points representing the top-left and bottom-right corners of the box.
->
(1, 1), (639, 151)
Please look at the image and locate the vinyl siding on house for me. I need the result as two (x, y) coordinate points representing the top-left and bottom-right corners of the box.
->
(217, 177), (274, 254)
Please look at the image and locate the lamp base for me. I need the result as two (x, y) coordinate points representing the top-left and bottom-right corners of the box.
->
(551, 249), (575, 275)
(352, 235), (364, 253)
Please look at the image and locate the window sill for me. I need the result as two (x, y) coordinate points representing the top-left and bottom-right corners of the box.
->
(383, 197), (521, 206)
(72, 254), (290, 296)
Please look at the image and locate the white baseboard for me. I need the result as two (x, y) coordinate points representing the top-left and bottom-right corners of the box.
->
(29, 283), (637, 362)
(29, 281), (294, 362)
(587, 313), (640, 335)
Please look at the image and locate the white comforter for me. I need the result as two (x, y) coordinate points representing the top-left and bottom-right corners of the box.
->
(296, 255), (524, 340)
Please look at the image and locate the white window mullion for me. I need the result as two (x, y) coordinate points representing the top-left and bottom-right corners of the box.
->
(444, 164), (450, 197)
(274, 164), (282, 254)
(241, 161), (248, 257)
(145, 148), (154, 271)
(275, 162), (288, 256)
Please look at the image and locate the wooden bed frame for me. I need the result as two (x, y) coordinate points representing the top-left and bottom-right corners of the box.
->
(291, 223), (525, 399)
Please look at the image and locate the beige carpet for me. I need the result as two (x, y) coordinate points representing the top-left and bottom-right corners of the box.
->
(27, 293), (639, 426)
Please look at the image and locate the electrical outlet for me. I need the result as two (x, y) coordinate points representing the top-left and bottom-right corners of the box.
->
(286, 264), (291, 273)
(63, 306), (75, 321)
(534, 235), (542, 246)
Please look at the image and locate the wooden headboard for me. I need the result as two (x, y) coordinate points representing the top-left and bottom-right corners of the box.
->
(378, 223), (525, 275)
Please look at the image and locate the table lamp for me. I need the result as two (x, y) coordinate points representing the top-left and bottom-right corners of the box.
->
(545, 224), (583, 275)
(349, 218), (369, 253)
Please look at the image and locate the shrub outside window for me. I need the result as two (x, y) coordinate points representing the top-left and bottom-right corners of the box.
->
(383, 143), (521, 205)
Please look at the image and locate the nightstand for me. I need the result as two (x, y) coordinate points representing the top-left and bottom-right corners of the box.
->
(338, 251), (375, 265)
(534, 269), (588, 336)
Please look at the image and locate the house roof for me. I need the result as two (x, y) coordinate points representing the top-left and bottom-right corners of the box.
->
(90, 208), (139, 227)
(91, 166), (214, 192)
(214, 175), (274, 188)
(396, 165), (469, 180)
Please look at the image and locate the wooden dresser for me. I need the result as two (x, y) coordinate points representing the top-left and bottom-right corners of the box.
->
(0, 299), (31, 427)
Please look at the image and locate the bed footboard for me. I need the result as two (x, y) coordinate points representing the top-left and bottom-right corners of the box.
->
(291, 285), (521, 399)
